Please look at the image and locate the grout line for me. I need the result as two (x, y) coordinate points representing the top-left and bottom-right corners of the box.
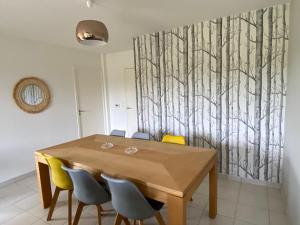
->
(0, 206), (27, 225)
(267, 187), (271, 225)
(232, 180), (242, 225)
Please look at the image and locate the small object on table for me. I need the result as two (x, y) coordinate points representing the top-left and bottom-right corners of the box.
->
(124, 146), (138, 155)
(101, 142), (114, 149)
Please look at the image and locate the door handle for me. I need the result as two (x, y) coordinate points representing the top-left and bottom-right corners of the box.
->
(78, 110), (88, 116)
(126, 107), (133, 110)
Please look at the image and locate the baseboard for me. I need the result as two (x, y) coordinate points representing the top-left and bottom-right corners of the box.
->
(0, 170), (36, 188)
(219, 173), (282, 188)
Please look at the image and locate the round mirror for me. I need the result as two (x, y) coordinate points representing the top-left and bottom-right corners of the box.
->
(21, 84), (44, 105)
(13, 77), (51, 113)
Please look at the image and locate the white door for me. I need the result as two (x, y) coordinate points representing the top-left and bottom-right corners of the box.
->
(74, 67), (105, 137)
(124, 68), (138, 137)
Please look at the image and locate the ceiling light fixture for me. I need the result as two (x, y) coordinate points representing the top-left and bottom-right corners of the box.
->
(76, 20), (109, 46)
(86, 0), (93, 8)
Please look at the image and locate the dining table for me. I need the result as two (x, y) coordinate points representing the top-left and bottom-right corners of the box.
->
(35, 134), (217, 225)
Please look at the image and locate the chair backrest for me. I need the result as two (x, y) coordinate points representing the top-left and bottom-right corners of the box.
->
(45, 156), (73, 190)
(110, 129), (126, 137)
(101, 174), (155, 220)
(162, 134), (186, 145)
(131, 132), (150, 140)
(62, 166), (110, 205)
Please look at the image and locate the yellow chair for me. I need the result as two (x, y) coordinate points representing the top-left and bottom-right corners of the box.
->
(162, 134), (186, 145)
(44, 156), (73, 225)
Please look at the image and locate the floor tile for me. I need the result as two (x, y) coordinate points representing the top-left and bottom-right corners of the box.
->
(269, 211), (289, 225)
(101, 213), (118, 225)
(199, 213), (234, 225)
(189, 193), (208, 210)
(27, 205), (49, 219)
(196, 183), (209, 196)
(0, 205), (24, 224)
(14, 193), (40, 210)
(240, 183), (267, 195)
(2, 211), (39, 225)
(268, 195), (286, 214)
(203, 198), (236, 219)
(15, 175), (37, 188)
(0, 174), (289, 225)
(268, 187), (282, 200)
(0, 183), (35, 207)
(218, 178), (241, 190)
(65, 217), (97, 225)
(218, 186), (239, 203)
(186, 205), (203, 225)
(216, 199), (236, 218)
(31, 220), (48, 225)
(42, 217), (66, 225)
(238, 190), (268, 209)
(236, 204), (269, 225)
(234, 219), (255, 225)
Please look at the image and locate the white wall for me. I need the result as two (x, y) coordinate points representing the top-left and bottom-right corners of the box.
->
(105, 50), (134, 134)
(0, 34), (101, 183)
(283, 0), (300, 224)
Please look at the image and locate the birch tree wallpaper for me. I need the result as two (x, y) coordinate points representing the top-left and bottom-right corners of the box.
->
(133, 4), (289, 183)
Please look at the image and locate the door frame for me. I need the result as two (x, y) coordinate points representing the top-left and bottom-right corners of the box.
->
(72, 60), (110, 138)
(123, 67), (137, 137)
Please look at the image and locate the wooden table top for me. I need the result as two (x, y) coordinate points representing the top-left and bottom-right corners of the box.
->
(36, 134), (216, 197)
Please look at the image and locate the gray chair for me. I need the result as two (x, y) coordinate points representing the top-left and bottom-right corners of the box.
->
(62, 166), (112, 225)
(110, 129), (126, 137)
(131, 132), (151, 140)
(101, 174), (165, 225)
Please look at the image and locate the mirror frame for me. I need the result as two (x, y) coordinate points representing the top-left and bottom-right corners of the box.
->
(13, 77), (51, 113)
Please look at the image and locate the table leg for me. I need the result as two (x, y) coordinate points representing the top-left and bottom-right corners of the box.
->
(209, 162), (217, 218)
(167, 195), (186, 225)
(35, 156), (52, 208)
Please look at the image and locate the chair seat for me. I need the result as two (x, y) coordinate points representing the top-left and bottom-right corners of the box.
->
(146, 198), (164, 211)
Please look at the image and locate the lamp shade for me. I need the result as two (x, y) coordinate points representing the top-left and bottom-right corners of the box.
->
(76, 20), (108, 46)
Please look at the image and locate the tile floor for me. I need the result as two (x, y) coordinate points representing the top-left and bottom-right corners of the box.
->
(0, 175), (289, 225)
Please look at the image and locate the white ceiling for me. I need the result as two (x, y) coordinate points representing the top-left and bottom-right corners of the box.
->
(0, 0), (289, 53)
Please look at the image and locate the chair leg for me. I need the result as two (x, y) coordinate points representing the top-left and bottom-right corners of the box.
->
(155, 212), (166, 225)
(68, 190), (73, 225)
(122, 217), (131, 225)
(114, 213), (123, 225)
(47, 187), (61, 221)
(73, 201), (85, 225)
(138, 220), (143, 225)
(96, 205), (102, 225)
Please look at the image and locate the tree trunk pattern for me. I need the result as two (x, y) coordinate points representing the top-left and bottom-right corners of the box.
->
(162, 32), (168, 134)
(245, 12), (251, 178)
(225, 17), (230, 175)
(253, 9), (263, 179)
(183, 26), (190, 145)
(133, 4), (289, 183)
(155, 33), (162, 140)
(278, 4), (286, 183)
(137, 37), (144, 131)
(216, 18), (223, 173)
(237, 15), (241, 176)
(201, 22), (205, 147)
(191, 25), (196, 146)
(264, 7), (273, 180)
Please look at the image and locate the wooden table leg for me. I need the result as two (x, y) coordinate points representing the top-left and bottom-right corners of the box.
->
(209, 162), (217, 218)
(35, 156), (52, 208)
(167, 195), (186, 225)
